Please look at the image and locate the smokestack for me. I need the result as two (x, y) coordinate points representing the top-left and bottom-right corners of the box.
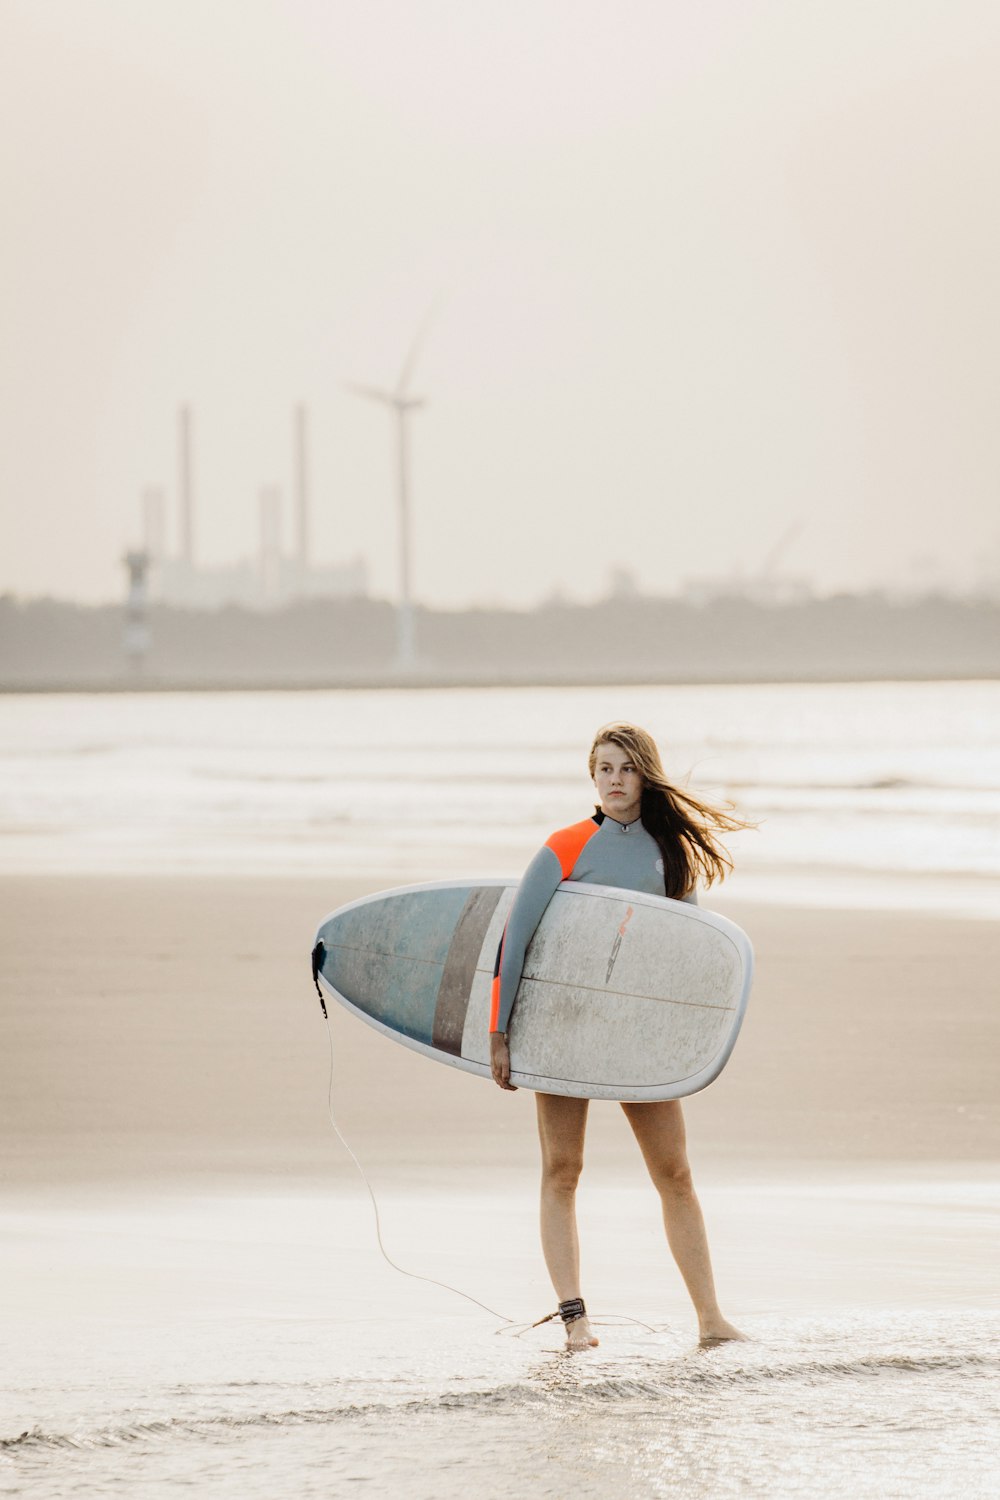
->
(294, 403), (309, 576)
(178, 404), (194, 564)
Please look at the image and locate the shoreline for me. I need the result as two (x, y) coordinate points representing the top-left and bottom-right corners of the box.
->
(5, 865), (998, 921)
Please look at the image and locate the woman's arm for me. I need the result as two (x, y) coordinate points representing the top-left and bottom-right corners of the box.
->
(489, 843), (564, 1089)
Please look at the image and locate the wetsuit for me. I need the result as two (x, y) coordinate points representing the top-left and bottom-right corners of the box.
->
(490, 811), (698, 1034)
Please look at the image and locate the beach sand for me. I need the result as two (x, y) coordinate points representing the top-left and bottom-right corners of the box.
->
(3, 873), (998, 1190)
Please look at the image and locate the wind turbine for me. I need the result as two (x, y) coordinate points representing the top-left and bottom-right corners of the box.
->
(346, 316), (434, 671)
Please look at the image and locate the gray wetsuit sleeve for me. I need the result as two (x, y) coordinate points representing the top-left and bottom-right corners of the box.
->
(493, 844), (563, 1034)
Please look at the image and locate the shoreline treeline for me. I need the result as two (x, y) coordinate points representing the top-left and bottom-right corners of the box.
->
(1, 592), (997, 688)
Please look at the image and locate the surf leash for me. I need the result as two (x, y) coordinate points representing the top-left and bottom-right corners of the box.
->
(318, 988), (516, 1326)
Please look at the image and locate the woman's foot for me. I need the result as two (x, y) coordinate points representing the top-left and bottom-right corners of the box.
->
(564, 1314), (599, 1350)
(698, 1313), (747, 1347)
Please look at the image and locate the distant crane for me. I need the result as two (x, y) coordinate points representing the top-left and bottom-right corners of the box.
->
(756, 521), (802, 587)
(345, 314), (435, 670)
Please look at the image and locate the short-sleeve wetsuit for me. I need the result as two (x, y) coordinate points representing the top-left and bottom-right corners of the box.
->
(489, 810), (698, 1034)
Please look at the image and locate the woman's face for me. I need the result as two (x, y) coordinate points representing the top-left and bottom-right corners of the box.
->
(592, 741), (644, 823)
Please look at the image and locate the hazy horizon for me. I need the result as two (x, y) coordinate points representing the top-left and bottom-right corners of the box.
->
(4, 1), (1000, 610)
(3, 576), (999, 609)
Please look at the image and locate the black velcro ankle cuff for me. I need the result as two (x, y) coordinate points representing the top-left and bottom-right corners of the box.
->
(559, 1297), (586, 1324)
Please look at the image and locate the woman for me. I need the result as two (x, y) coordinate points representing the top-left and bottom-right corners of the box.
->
(489, 721), (748, 1350)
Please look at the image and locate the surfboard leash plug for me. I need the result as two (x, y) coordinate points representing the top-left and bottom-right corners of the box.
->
(311, 941), (327, 1018)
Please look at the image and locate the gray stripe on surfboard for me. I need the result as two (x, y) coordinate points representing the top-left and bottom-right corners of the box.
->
(432, 885), (505, 1055)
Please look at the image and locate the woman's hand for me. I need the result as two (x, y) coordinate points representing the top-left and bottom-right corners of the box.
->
(490, 1032), (517, 1091)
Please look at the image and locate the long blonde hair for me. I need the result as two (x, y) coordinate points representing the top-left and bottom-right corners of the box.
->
(589, 721), (750, 898)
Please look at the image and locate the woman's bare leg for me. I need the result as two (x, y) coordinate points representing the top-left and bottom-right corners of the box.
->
(535, 1092), (599, 1348)
(621, 1100), (745, 1343)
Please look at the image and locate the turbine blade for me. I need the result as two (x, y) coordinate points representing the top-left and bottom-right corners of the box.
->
(395, 292), (446, 397)
(343, 382), (394, 405)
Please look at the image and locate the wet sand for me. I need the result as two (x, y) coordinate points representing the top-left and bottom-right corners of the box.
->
(2, 873), (998, 1189)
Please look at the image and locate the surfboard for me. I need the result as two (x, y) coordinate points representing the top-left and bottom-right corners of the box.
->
(312, 880), (752, 1102)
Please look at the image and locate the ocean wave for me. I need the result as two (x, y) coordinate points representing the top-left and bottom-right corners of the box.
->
(186, 769), (1000, 795)
(6, 1349), (998, 1459)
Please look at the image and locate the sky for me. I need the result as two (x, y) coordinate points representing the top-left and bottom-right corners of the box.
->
(3, 0), (1000, 609)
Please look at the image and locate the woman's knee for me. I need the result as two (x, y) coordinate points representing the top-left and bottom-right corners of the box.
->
(620, 1100), (695, 1197)
(651, 1154), (694, 1198)
(536, 1095), (588, 1197)
(540, 1148), (585, 1197)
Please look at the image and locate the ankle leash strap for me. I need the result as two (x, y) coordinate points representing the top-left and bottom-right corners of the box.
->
(558, 1297), (587, 1325)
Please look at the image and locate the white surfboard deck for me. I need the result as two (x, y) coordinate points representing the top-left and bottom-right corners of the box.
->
(313, 879), (753, 1101)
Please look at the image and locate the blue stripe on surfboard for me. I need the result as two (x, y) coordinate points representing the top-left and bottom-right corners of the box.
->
(317, 885), (472, 1047)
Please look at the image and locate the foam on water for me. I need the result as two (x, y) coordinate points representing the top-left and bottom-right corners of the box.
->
(5, 1314), (999, 1499)
(1, 681), (999, 915)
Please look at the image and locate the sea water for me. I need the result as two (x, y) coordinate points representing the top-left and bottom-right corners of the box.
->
(1, 680), (998, 910)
